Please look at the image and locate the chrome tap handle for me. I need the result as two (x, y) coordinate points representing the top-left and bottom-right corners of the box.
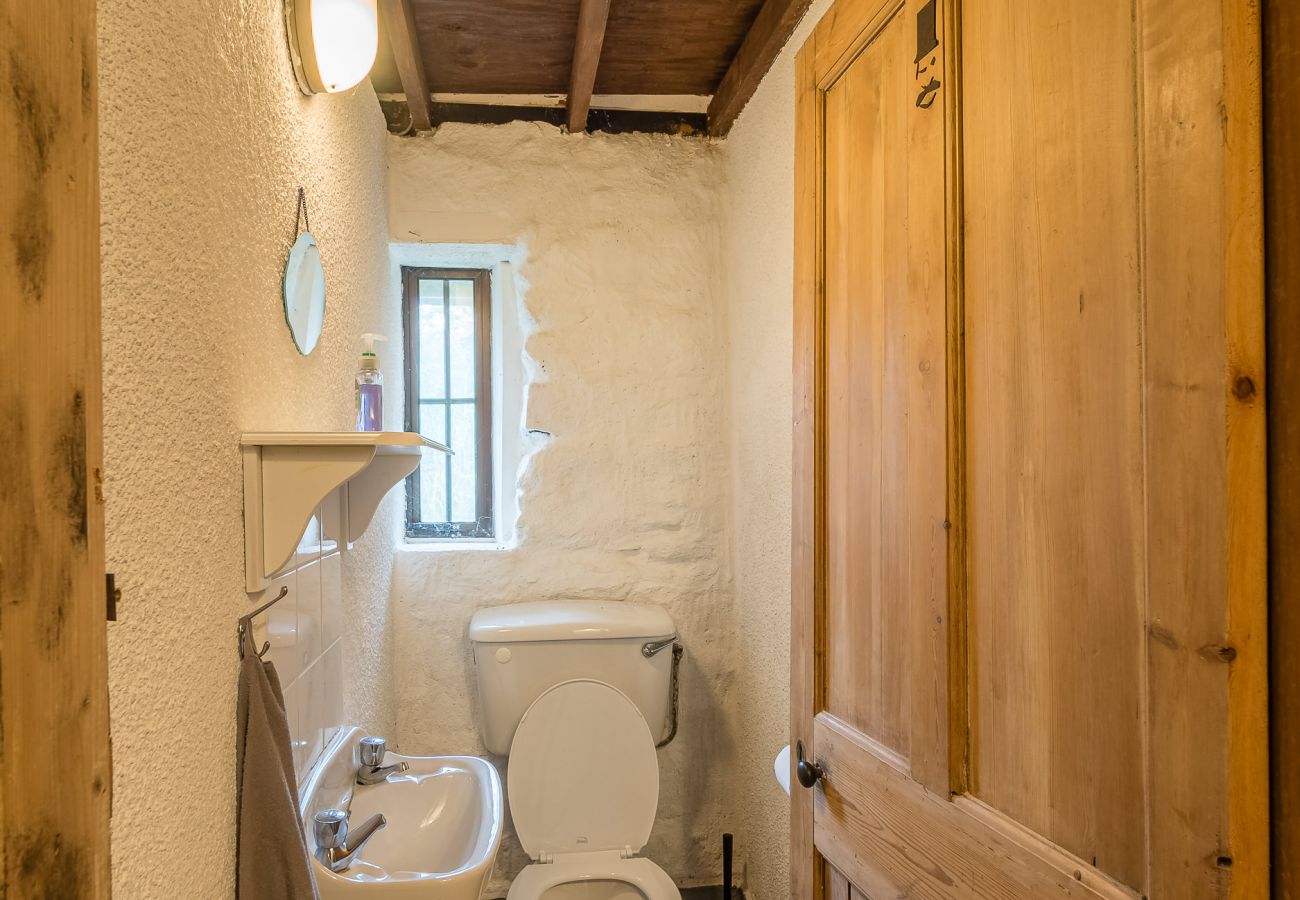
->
(313, 808), (348, 850)
(359, 736), (387, 767)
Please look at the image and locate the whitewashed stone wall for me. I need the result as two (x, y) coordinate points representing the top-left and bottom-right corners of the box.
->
(386, 122), (739, 895)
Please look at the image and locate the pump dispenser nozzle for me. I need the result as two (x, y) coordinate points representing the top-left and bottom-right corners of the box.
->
(359, 333), (387, 370)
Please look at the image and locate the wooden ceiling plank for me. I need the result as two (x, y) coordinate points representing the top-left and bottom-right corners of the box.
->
(381, 0), (434, 131)
(707, 0), (813, 136)
(566, 0), (614, 132)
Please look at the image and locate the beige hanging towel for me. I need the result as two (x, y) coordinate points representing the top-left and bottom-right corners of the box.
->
(236, 633), (320, 899)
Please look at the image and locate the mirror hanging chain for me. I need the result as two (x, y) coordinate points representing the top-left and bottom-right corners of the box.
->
(294, 186), (311, 239)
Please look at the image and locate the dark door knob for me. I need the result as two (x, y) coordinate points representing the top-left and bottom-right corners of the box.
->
(796, 739), (824, 788)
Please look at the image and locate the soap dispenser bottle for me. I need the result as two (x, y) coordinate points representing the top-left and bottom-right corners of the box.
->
(355, 333), (387, 432)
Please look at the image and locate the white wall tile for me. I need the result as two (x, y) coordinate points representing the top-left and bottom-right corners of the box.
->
(251, 570), (300, 685)
(322, 640), (344, 749)
(294, 559), (323, 676)
(300, 658), (326, 776)
(283, 675), (307, 777)
(263, 518), (350, 784)
(321, 552), (343, 649)
(320, 489), (343, 555)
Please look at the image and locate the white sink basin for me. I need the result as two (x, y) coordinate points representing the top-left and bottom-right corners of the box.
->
(301, 727), (503, 899)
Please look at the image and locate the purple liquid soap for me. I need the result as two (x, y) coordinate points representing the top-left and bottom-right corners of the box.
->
(356, 382), (383, 432)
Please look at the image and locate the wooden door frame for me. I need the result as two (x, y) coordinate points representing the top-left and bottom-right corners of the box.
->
(1, 1), (112, 896)
(1265, 1), (1298, 895)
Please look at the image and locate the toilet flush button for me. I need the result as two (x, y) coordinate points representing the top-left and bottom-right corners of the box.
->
(495, 647), (512, 664)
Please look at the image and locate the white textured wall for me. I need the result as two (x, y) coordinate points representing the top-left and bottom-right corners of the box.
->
(99, 1), (832, 892)
(718, 2), (831, 896)
(386, 123), (737, 895)
(97, 1), (398, 896)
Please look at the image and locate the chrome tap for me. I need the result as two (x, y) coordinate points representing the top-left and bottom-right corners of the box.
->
(356, 736), (408, 785)
(313, 808), (386, 873)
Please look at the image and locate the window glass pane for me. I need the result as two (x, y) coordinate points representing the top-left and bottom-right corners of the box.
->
(417, 400), (447, 444)
(448, 279), (476, 399)
(405, 268), (492, 537)
(450, 402), (478, 523)
(418, 403), (448, 522)
(419, 454), (448, 524)
(418, 280), (446, 398)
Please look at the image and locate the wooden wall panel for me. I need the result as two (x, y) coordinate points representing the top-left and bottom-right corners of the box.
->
(962, 0), (1147, 886)
(0, 1), (111, 896)
(821, 5), (914, 759)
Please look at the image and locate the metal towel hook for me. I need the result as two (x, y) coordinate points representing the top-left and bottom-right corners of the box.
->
(238, 585), (289, 660)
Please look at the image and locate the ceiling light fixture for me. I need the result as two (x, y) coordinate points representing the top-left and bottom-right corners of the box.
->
(284, 0), (379, 95)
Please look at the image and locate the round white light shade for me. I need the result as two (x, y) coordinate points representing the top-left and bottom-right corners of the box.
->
(288, 0), (379, 94)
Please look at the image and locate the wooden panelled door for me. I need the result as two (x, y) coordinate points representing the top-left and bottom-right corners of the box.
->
(2, 0), (112, 896)
(792, 0), (1268, 897)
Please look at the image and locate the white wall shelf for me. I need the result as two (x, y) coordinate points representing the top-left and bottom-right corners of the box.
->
(241, 432), (450, 592)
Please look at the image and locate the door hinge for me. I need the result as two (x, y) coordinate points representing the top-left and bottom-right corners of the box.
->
(106, 573), (120, 621)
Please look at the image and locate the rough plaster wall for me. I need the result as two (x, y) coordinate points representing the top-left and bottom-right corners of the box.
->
(97, 1), (397, 896)
(386, 123), (737, 894)
(718, 2), (832, 896)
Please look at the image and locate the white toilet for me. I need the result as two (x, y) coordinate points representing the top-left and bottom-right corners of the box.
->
(469, 601), (683, 900)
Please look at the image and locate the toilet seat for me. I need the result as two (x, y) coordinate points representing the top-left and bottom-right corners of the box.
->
(508, 851), (680, 899)
(506, 680), (680, 900)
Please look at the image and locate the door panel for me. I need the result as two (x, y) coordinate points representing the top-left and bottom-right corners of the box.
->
(963, 0), (1147, 885)
(791, 0), (1267, 896)
(815, 714), (1130, 899)
(822, 2), (913, 758)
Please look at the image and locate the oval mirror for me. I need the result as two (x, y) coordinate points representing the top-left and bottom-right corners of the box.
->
(283, 231), (326, 355)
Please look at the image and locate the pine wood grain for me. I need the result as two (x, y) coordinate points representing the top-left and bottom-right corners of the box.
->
(816, 713), (1142, 899)
(793, 0), (1267, 895)
(821, 1), (912, 758)
(791, 32), (825, 900)
(1, 1), (112, 895)
(962, 0), (1148, 884)
(1266, 1), (1300, 894)
(1139, 0), (1268, 894)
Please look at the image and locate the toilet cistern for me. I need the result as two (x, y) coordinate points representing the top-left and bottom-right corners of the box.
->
(356, 736), (409, 785)
(469, 601), (683, 900)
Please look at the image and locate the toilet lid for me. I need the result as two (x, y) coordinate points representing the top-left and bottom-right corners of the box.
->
(508, 679), (659, 859)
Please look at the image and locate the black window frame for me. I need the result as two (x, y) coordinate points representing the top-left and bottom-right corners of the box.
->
(402, 266), (494, 539)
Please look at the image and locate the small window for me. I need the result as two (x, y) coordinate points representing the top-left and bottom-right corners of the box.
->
(402, 267), (493, 539)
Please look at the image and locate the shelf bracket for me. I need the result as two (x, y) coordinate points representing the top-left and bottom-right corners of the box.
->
(240, 432), (448, 592)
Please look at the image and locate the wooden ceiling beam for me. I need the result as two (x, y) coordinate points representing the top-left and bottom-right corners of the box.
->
(707, 0), (813, 136)
(380, 0), (433, 131)
(566, 0), (614, 132)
